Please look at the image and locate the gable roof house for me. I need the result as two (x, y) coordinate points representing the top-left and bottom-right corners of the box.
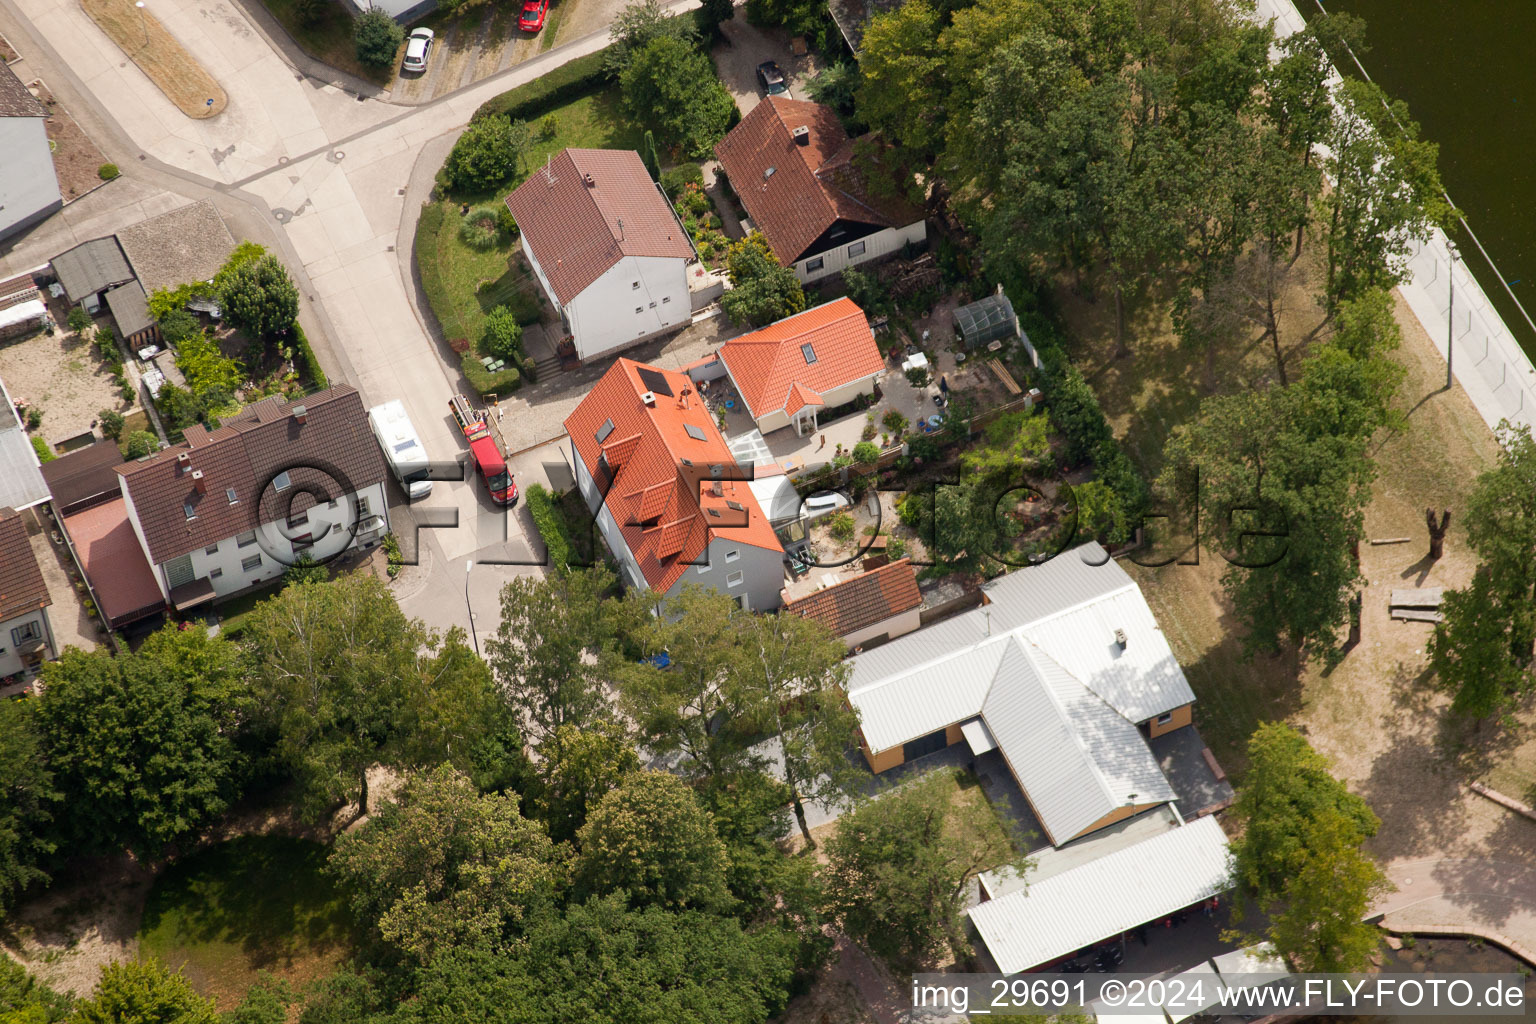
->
(714, 97), (926, 284)
(564, 359), (786, 611)
(717, 296), (885, 436)
(0, 508), (56, 680)
(783, 557), (922, 649)
(842, 542), (1232, 974)
(0, 64), (62, 243)
(112, 385), (389, 613)
(505, 149), (695, 364)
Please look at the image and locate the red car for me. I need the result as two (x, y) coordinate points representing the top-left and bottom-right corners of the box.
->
(520, 0), (550, 32)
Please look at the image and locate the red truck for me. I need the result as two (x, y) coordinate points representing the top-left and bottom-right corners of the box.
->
(449, 394), (518, 506)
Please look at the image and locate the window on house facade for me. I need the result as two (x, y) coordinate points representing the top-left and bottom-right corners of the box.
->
(805, 257), (825, 272)
(356, 497), (371, 518)
(204, 542), (219, 555)
(11, 621), (42, 646)
(635, 306), (644, 314)
(848, 241), (866, 257)
(241, 554), (262, 572)
(209, 567), (223, 579)
(288, 511), (308, 529)
(1156, 711), (1174, 725)
(724, 549), (739, 563)
(662, 296), (670, 304)
(237, 531), (258, 547)
(727, 570), (743, 587)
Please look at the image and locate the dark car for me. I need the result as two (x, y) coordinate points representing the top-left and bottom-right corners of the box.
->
(755, 60), (790, 98)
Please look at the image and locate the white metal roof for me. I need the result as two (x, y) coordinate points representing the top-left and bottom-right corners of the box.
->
(849, 640), (1003, 751)
(966, 816), (1232, 975)
(984, 640), (1174, 844)
(0, 375), (50, 511)
(960, 717), (996, 755)
(0, 299), (46, 332)
(1211, 942), (1290, 985)
(748, 474), (803, 524)
(1166, 961), (1223, 1022)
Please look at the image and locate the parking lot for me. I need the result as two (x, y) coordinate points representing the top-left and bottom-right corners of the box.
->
(713, 14), (821, 115)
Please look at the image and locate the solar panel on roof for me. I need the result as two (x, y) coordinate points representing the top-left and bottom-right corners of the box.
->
(636, 368), (673, 397)
(684, 423), (707, 441)
(595, 418), (616, 442)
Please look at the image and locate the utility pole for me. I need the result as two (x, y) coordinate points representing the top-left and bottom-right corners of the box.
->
(1445, 241), (1458, 391)
(464, 559), (480, 656)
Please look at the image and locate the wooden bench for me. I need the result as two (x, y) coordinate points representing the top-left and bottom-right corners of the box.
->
(1201, 746), (1227, 783)
(1391, 608), (1444, 623)
(1390, 587), (1444, 608)
(987, 357), (1022, 395)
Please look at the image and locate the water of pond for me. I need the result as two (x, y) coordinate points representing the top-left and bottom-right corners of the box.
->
(1310, 0), (1536, 363)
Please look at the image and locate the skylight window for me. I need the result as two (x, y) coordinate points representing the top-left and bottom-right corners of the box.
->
(684, 424), (707, 441)
(226, 487), (238, 505)
(801, 343), (817, 364)
(726, 500), (744, 512)
(183, 500), (196, 520)
(707, 508), (722, 518)
(595, 418), (616, 443)
(273, 470), (292, 491)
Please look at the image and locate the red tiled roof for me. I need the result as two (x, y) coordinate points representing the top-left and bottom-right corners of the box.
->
(114, 385), (386, 566)
(564, 359), (782, 593)
(0, 508), (49, 622)
(505, 149), (693, 306)
(63, 497), (164, 626)
(714, 98), (923, 265)
(783, 558), (921, 638)
(718, 297), (884, 420)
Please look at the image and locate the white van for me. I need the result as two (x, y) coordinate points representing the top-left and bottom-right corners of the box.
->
(368, 400), (433, 500)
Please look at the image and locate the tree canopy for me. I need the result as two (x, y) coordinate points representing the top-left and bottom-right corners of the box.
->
(618, 36), (735, 160)
(219, 254), (299, 340)
(720, 234), (806, 327)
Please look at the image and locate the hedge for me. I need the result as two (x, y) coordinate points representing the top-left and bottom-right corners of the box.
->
(472, 45), (613, 124)
(292, 323), (328, 390)
(31, 435), (55, 463)
(461, 350), (521, 397)
(525, 483), (571, 569)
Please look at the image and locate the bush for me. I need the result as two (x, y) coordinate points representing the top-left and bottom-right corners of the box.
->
(24, 408), (42, 430)
(482, 306), (524, 362)
(660, 163), (705, 195)
(842, 267), (892, 317)
(885, 533), (907, 560)
(497, 207), (518, 237)
(291, 325), (327, 388)
(472, 46), (611, 123)
(539, 113), (559, 140)
(157, 307), (201, 346)
(444, 117), (532, 194)
(383, 533), (404, 578)
(897, 492), (930, 528)
(851, 441), (879, 466)
(99, 409), (126, 440)
(220, 254), (299, 339)
(459, 204), (511, 250)
(882, 409), (908, 435)
(97, 163), (120, 181)
(460, 350), (521, 397)
(353, 9), (404, 68)
(67, 307), (92, 334)
(30, 435), (54, 463)
(1036, 347), (1113, 465)
(123, 430), (158, 458)
(829, 511), (856, 541)
(526, 484), (572, 568)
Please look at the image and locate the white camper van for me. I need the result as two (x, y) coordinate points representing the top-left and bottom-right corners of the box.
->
(368, 400), (433, 500)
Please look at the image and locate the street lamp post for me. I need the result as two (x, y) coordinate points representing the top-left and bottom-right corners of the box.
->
(464, 559), (480, 656)
(135, 1), (148, 49)
(1445, 241), (1458, 391)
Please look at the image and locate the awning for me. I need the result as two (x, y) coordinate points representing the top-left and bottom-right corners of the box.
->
(1165, 960), (1222, 1023)
(961, 717), (997, 755)
(169, 576), (216, 611)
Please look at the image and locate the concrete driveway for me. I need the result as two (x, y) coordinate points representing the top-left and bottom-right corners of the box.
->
(713, 13), (817, 116)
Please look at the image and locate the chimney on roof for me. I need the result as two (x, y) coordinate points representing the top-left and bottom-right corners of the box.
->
(1114, 628), (1128, 650)
(792, 125), (810, 146)
(617, 217), (625, 241)
(176, 451), (191, 470)
(711, 481), (723, 497)
(292, 404), (308, 425)
(192, 469), (206, 494)
(584, 173), (595, 187)
(678, 386), (691, 410)
(641, 391), (656, 407)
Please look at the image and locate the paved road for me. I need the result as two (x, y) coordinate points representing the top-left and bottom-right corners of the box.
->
(1375, 855), (1536, 963)
(1, 0), (702, 636)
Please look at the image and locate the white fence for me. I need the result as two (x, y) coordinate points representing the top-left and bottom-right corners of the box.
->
(1253, 0), (1536, 433)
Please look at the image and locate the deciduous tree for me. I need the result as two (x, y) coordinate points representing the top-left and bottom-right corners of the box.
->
(619, 36), (735, 160)
(443, 117), (532, 194)
(720, 234), (805, 327)
(530, 722), (640, 844)
(1428, 568), (1533, 723)
(219, 254), (299, 340)
(0, 698), (58, 915)
(353, 9), (404, 69)
(574, 770), (731, 913)
(330, 766), (559, 961)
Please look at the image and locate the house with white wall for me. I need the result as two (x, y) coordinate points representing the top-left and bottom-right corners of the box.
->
(0, 64), (61, 244)
(717, 296), (885, 436)
(564, 359), (785, 611)
(113, 385), (389, 614)
(714, 97), (927, 285)
(505, 149), (694, 364)
(0, 508), (56, 681)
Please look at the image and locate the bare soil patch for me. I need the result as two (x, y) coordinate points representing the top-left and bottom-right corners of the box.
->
(80, 0), (227, 118)
(0, 324), (138, 448)
(27, 80), (109, 203)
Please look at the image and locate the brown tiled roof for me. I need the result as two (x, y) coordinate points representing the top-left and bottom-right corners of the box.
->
(505, 149), (693, 306)
(114, 385), (386, 566)
(784, 558), (920, 638)
(0, 508), (49, 622)
(40, 439), (124, 515)
(713, 98), (923, 265)
(0, 63), (47, 118)
(114, 201), (237, 293)
(62, 497), (164, 626)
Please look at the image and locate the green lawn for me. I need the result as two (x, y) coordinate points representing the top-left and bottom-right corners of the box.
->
(137, 835), (358, 1009)
(417, 87), (646, 353)
(261, 0), (393, 86)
